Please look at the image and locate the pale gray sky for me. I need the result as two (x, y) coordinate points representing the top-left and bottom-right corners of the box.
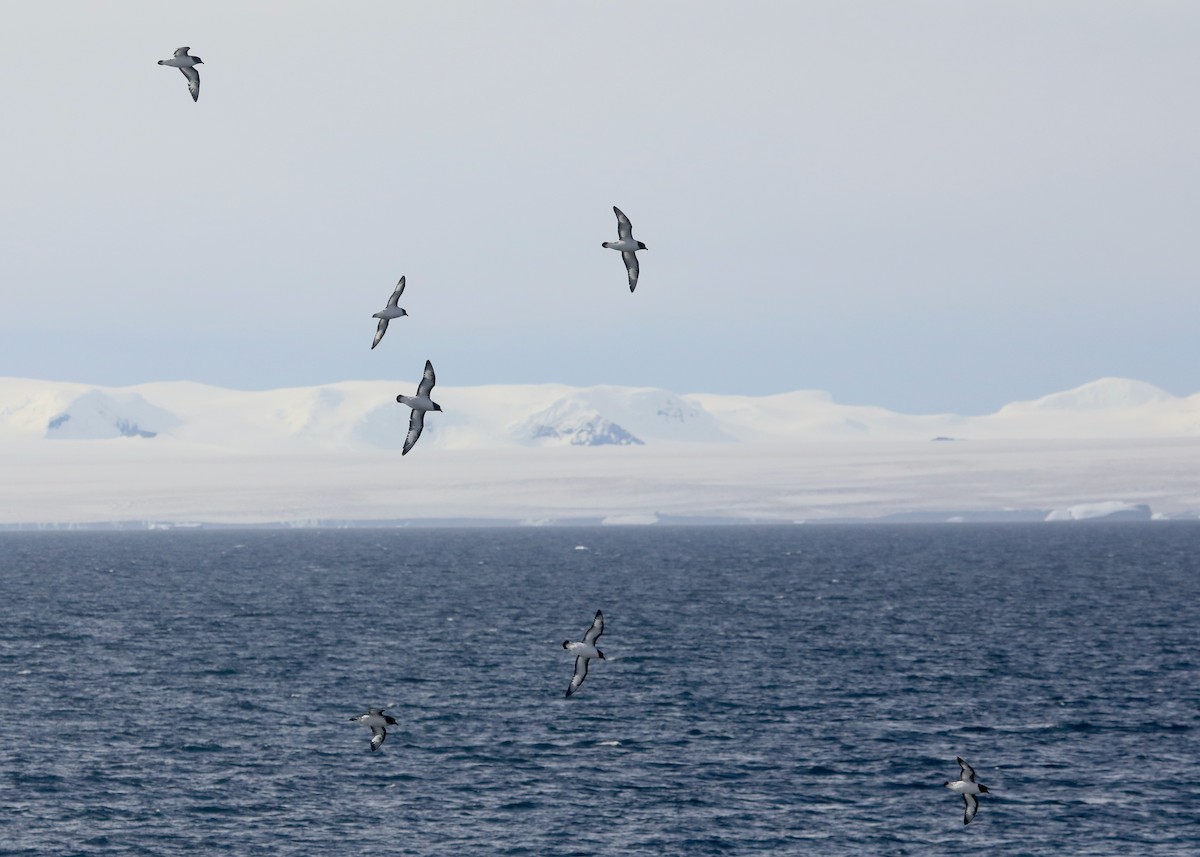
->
(1, 1), (1197, 413)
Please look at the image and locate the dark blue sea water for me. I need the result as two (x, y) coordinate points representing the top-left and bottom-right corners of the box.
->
(1, 524), (1197, 855)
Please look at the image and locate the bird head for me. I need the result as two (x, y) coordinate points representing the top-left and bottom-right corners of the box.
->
(596, 650), (605, 659)
(194, 57), (204, 64)
(978, 785), (989, 793)
(637, 241), (647, 250)
(562, 641), (571, 649)
(432, 403), (443, 412)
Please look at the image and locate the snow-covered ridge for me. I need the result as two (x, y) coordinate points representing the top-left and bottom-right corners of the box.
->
(1, 375), (1199, 450)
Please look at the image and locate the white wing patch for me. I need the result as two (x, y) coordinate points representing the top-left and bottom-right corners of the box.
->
(372, 318), (389, 349)
(613, 206), (633, 240)
(962, 793), (978, 824)
(386, 277), (406, 307)
(416, 359), (437, 398)
(403, 409), (426, 455)
(622, 251), (639, 292)
(958, 757), (977, 783)
(583, 610), (604, 645)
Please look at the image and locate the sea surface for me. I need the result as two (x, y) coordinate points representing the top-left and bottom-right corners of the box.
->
(1, 524), (1197, 855)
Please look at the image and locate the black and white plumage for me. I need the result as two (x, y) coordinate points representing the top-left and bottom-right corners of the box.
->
(562, 610), (605, 697)
(348, 707), (398, 751)
(395, 359), (441, 455)
(371, 276), (408, 350)
(944, 756), (990, 824)
(601, 206), (648, 292)
(157, 47), (202, 102)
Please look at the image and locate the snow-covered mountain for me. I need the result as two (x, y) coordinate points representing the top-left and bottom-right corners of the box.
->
(516, 387), (730, 446)
(2, 376), (1198, 449)
(0, 381), (182, 440)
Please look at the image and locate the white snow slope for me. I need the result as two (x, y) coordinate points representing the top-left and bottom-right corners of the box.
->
(2, 376), (1199, 525)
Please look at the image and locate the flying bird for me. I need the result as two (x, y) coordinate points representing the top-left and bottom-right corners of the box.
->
(563, 610), (605, 697)
(371, 276), (408, 349)
(157, 47), (203, 102)
(944, 756), (991, 824)
(396, 359), (442, 455)
(348, 707), (398, 751)
(601, 206), (648, 292)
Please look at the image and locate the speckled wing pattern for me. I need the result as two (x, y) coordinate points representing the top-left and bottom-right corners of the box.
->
(566, 656), (589, 697)
(622, 251), (639, 292)
(613, 206), (633, 240)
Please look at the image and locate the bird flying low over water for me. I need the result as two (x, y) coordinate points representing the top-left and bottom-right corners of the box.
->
(349, 708), (398, 751)
(157, 47), (202, 102)
(944, 756), (990, 824)
(563, 610), (605, 697)
(602, 206), (647, 292)
(396, 359), (442, 455)
(371, 276), (408, 349)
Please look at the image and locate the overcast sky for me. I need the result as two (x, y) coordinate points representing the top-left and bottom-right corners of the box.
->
(1, 1), (1197, 413)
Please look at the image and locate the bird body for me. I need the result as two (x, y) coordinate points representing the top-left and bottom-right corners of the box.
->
(563, 640), (603, 659)
(602, 237), (643, 253)
(396, 394), (439, 411)
(373, 307), (409, 320)
(158, 46), (202, 68)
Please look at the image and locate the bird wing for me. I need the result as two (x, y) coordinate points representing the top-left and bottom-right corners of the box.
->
(386, 276), (406, 307)
(957, 757), (977, 783)
(622, 251), (639, 292)
(174, 47), (192, 57)
(371, 317), (389, 349)
(402, 409), (426, 455)
(962, 793), (978, 825)
(566, 655), (589, 697)
(180, 65), (200, 102)
(613, 206), (633, 240)
(583, 610), (604, 645)
(370, 725), (387, 751)
(416, 359), (436, 398)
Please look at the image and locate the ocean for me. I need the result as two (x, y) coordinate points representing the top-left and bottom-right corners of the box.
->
(0, 524), (1196, 855)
